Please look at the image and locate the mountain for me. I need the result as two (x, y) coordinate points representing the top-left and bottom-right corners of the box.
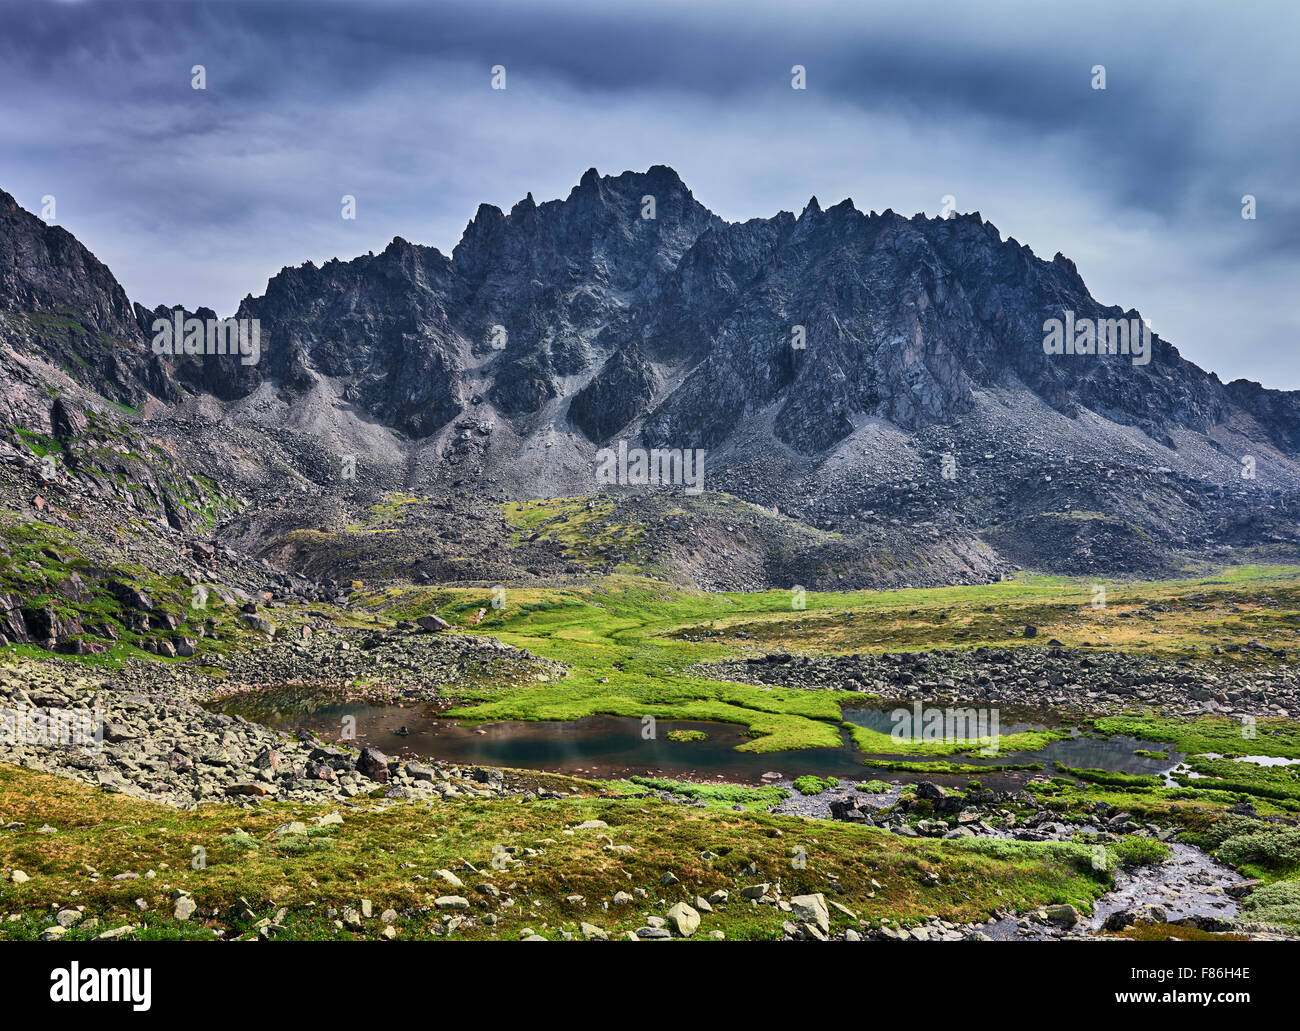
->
(4, 168), (1300, 597)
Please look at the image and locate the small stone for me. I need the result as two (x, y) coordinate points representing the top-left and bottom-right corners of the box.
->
(55, 909), (83, 928)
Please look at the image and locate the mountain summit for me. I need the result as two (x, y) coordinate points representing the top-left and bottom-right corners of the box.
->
(4, 168), (1300, 585)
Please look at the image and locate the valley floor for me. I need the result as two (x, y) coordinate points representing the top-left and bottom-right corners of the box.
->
(4, 566), (1300, 941)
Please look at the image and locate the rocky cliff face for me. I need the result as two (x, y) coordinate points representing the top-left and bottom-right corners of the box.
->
(5, 168), (1300, 585)
(0, 189), (175, 411)
(0, 190), (139, 345)
(637, 200), (1251, 455)
(5, 170), (1295, 461)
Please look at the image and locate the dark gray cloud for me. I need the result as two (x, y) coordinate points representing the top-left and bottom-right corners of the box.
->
(2, 0), (1296, 386)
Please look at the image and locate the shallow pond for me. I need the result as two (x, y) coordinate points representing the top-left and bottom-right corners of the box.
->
(211, 690), (1182, 787)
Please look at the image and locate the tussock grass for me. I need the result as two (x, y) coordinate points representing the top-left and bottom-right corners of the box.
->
(0, 765), (1115, 941)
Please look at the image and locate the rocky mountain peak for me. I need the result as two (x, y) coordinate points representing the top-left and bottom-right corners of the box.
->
(4, 166), (1300, 483)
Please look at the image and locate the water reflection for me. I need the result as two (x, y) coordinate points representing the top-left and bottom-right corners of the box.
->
(210, 689), (1182, 787)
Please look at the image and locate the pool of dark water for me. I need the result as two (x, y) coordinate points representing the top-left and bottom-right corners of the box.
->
(210, 689), (1181, 787)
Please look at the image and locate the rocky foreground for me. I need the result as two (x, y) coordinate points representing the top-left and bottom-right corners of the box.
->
(5, 647), (1300, 941)
(0, 622), (567, 807)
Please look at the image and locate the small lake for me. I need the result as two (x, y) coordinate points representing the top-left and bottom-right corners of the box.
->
(210, 689), (1182, 787)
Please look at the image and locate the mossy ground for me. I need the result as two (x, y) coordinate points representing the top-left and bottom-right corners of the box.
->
(0, 765), (1119, 941)
(344, 492), (426, 533)
(1110, 922), (1250, 941)
(1093, 714), (1300, 759)
(669, 564), (1300, 660)
(351, 567), (1300, 758)
(617, 775), (790, 811)
(843, 722), (1067, 757)
(0, 509), (384, 669)
(501, 497), (648, 570)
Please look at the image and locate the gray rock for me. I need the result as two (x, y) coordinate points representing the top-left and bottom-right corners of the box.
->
(665, 901), (701, 937)
(790, 893), (830, 934)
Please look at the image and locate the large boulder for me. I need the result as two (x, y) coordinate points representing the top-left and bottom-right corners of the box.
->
(665, 902), (701, 937)
(106, 580), (154, 611)
(1044, 904), (1080, 928)
(790, 893), (830, 934)
(358, 747), (389, 783)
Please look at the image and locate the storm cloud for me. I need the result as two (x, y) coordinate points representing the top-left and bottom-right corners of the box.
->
(2, 0), (1296, 385)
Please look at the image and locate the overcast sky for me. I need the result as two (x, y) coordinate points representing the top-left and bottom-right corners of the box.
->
(3, 0), (1297, 387)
